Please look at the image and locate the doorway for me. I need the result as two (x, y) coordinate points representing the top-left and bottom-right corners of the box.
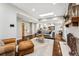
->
(17, 19), (25, 40)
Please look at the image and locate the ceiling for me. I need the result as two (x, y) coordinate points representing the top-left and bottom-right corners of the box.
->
(12, 3), (69, 20)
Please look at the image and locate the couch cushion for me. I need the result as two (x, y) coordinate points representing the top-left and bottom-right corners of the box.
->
(0, 40), (5, 55)
(2, 38), (16, 44)
(4, 44), (16, 53)
(18, 40), (34, 51)
(0, 40), (4, 46)
(0, 47), (5, 54)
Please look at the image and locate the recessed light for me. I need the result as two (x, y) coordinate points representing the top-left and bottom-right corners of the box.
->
(53, 18), (57, 20)
(52, 3), (56, 5)
(32, 8), (36, 12)
(54, 15), (56, 16)
(39, 12), (54, 17)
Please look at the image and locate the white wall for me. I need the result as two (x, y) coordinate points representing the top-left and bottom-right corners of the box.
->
(31, 23), (37, 34)
(25, 22), (31, 35)
(66, 26), (79, 38)
(63, 26), (79, 42)
(0, 4), (17, 39)
(17, 19), (23, 39)
(0, 3), (36, 40)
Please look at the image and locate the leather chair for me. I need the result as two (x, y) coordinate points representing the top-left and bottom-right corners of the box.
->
(0, 38), (16, 56)
(18, 40), (34, 56)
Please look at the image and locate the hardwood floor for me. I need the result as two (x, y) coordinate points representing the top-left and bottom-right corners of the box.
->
(53, 40), (62, 56)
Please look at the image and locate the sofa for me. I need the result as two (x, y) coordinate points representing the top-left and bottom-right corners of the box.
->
(0, 38), (16, 56)
(0, 38), (34, 56)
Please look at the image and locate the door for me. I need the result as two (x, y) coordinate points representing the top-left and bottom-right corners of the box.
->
(22, 23), (25, 39)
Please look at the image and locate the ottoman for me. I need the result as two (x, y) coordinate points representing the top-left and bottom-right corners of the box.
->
(18, 40), (34, 56)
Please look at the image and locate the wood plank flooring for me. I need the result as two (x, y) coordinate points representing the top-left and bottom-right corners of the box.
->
(53, 40), (62, 56)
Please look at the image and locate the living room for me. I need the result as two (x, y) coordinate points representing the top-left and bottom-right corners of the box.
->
(0, 3), (79, 56)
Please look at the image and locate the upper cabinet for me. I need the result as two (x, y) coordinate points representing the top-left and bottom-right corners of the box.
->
(65, 16), (79, 27)
(71, 17), (79, 26)
(65, 3), (79, 27)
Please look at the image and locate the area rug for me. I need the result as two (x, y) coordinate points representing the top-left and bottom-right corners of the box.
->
(25, 38), (54, 56)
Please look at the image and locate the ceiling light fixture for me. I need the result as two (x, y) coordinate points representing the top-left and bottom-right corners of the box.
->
(53, 18), (57, 20)
(39, 12), (54, 17)
(54, 15), (56, 16)
(32, 8), (36, 12)
(52, 3), (56, 5)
